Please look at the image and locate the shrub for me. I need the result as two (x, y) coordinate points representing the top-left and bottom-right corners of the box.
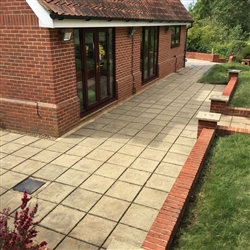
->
(213, 43), (231, 58)
(226, 41), (247, 58)
(213, 41), (247, 59)
(0, 191), (47, 250)
(236, 45), (250, 62)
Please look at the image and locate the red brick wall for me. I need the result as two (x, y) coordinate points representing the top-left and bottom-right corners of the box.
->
(0, 0), (80, 137)
(158, 26), (186, 78)
(186, 52), (226, 63)
(115, 27), (141, 100)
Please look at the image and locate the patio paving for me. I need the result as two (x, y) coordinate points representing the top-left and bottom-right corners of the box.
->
(1, 59), (249, 249)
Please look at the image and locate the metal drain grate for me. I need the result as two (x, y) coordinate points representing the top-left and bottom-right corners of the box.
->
(14, 178), (45, 194)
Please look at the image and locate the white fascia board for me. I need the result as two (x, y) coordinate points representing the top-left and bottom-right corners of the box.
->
(26, 0), (192, 29)
(53, 19), (192, 28)
(26, 0), (54, 27)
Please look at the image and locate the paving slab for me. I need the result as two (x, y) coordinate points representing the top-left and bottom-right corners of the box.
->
(40, 205), (84, 234)
(12, 160), (45, 175)
(80, 175), (115, 194)
(37, 182), (75, 203)
(69, 214), (116, 246)
(55, 168), (90, 186)
(120, 204), (159, 231)
(106, 181), (141, 202)
(62, 188), (101, 212)
(146, 173), (176, 192)
(1, 171), (27, 189)
(134, 187), (168, 209)
(33, 164), (68, 181)
(0, 142), (25, 154)
(90, 196), (130, 221)
(72, 158), (103, 173)
(106, 237), (145, 250)
(1, 155), (26, 170)
(57, 237), (98, 250)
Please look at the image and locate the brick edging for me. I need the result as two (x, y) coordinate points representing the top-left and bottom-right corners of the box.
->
(223, 107), (250, 117)
(217, 125), (250, 136)
(186, 52), (225, 63)
(141, 128), (216, 250)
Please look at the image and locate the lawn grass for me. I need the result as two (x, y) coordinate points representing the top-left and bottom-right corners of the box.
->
(198, 62), (250, 108)
(171, 133), (250, 250)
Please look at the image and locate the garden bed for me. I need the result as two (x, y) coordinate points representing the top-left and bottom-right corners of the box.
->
(170, 132), (250, 250)
(198, 63), (250, 117)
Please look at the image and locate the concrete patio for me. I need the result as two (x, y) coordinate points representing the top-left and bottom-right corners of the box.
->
(1, 59), (249, 250)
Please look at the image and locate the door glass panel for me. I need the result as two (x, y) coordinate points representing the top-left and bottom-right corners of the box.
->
(144, 29), (149, 78)
(109, 28), (114, 96)
(99, 32), (108, 100)
(74, 29), (84, 112)
(74, 28), (115, 113)
(140, 29), (143, 73)
(154, 28), (158, 74)
(141, 27), (158, 83)
(85, 32), (96, 105)
(150, 29), (155, 75)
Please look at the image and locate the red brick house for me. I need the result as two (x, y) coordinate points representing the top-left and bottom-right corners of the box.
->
(0, 0), (193, 137)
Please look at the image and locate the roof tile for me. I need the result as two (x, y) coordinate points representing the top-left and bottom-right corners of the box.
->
(39, 0), (193, 22)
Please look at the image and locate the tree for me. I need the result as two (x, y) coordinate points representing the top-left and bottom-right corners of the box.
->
(187, 0), (250, 57)
(190, 0), (250, 34)
(211, 0), (250, 33)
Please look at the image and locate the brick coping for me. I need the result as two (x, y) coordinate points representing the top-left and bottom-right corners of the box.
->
(141, 125), (250, 250)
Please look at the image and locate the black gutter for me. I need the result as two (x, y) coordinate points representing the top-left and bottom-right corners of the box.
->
(49, 12), (194, 24)
(183, 22), (193, 67)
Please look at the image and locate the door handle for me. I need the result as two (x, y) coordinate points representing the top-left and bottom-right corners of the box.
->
(96, 63), (100, 72)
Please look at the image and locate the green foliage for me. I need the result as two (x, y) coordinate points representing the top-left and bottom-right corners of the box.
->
(211, 0), (250, 33)
(187, 21), (218, 52)
(187, 0), (250, 57)
(212, 41), (248, 59)
(226, 41), (247, 58)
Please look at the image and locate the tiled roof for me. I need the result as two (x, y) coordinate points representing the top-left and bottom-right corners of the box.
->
(39, 0), (193, 22)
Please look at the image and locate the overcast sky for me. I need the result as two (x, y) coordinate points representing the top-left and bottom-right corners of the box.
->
(181, 0), (197, 9)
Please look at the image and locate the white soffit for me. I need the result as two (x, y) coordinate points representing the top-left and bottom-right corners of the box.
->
(26, 0), (192, 28)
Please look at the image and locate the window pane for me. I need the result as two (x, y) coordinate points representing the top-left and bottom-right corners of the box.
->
(85, 32), (96, 105)
(171, 26), (181, 47)
(74, 29), (84, 112)
(99, 31), (108, 100)
(109, 28), (114, 97)
(144, 29), (149, 78)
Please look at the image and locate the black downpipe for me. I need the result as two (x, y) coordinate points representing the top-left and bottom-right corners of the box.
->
(174, 55), (177, 72)
(183, 23), (193, 67)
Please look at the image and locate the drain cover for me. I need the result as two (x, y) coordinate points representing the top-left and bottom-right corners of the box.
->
(14, 178), (45, 194)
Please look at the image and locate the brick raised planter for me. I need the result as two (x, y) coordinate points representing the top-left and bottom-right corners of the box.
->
(141, 113), (250, 250)
(210, 70), (250, 118)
